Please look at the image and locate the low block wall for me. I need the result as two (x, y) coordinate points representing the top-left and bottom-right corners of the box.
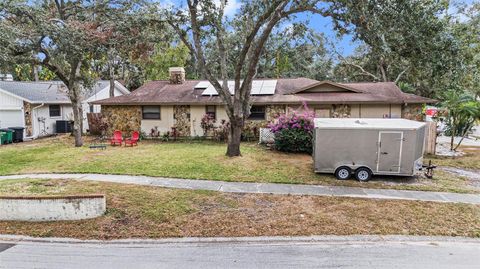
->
(0, 194), (106, 221)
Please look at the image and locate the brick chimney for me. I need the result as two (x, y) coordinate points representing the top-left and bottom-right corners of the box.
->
(169, 67), (186, 84)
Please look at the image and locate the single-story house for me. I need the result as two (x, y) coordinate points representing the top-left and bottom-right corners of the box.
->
(0, 80), (130, 139)
(92, 68), (436, 137)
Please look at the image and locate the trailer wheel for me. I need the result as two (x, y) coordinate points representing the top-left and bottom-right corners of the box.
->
(355, 167), (372, 182)
(335, 166), (352, 180)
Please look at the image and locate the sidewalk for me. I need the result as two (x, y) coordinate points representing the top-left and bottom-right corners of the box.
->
(0, 173), (479, 204)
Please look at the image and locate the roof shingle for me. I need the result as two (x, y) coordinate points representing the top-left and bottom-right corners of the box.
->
(92, 78), (436, 105)
(0, 80), (111, 103)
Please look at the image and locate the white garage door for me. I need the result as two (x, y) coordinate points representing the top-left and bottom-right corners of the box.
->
(0, 110), (23, 128)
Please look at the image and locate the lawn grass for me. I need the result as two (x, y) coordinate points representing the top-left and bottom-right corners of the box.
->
(0, 179), (479, 239)
(426, 147), (480, 170)
(0, 135), (478, 193)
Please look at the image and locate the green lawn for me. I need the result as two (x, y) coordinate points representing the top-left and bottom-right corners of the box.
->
(0, 179), (479, 239)
(426, 147), (480, 170)
(0, 136), (478, 193)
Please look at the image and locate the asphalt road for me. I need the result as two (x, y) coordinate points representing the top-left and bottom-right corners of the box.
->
(1, 236), (479, 269)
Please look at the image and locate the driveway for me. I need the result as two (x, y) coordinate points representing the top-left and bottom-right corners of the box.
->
(1, 235), (479, 269)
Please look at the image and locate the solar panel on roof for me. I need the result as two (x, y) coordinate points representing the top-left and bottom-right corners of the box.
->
(250, 81), (263, 95)
(202, 85), (218, 95)
(200, 80), (276, 96)
(201, 81), (235, 96)
(194, 81), (210, 89)
(259, 80), (277, 95)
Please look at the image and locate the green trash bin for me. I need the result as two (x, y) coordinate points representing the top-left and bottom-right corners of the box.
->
(0, 132), (5, 145)
(0, 129), (13, 144)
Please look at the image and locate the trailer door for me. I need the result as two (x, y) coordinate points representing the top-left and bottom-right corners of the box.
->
(377, 131), (403, 173)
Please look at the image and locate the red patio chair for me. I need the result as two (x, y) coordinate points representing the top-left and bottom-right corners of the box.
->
(125, 131), (140, 147)
(110, 130), (123, 146)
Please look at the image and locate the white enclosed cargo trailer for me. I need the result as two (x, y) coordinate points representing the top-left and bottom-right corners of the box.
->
(313, 118), (426, 181)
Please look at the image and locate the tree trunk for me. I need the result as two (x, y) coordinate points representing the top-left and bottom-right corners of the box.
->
(226, 117), (243, 157)
(454, 122), (474, 151)
(108, 50), (115, 97)
(109, 75), (115, 97)
(450, 119), (456, 151)
(71, 98), (83, 147)
(79, 104), (84, 134)
(379, 62), (387, 82)
(32, 65), (39, 81)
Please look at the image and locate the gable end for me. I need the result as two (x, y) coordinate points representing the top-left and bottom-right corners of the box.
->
(289, 81), (361, 95)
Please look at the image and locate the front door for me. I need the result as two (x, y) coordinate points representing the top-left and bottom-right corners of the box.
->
(377, 132), (403, 173)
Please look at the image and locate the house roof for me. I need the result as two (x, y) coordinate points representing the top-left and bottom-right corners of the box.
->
(92, 78), (436, 106)
(0, 80), (127, 104)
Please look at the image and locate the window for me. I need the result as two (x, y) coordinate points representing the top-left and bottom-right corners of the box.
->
(89, 105), (94, 113)
(142, 106), (161, 119)
(49, 105), (61, 117)
(206, 105), (216, 120)
(248, 105), (266, 120)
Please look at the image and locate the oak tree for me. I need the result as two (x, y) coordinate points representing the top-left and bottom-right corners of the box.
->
(167, 0), (326, 156)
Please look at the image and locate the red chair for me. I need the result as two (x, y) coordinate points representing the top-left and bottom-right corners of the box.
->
(125, 131), (140, 147)
(110, 130), (123, 146)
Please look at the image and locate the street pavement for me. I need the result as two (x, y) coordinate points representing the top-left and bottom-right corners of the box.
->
(0, 235), (479, 269)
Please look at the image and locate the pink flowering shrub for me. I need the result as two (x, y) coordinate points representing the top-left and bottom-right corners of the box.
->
(268, 104), (315, 153)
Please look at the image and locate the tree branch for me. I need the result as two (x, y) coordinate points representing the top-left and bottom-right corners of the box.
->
(35, 46), (69, 85)
(186, 0), (233, 109)
(241, 2), (326, 101)
(233, 0), (286, 92)
(214, 0), (229, 100)
(337, 54), (379, 81)
(394, 66), (409, 83)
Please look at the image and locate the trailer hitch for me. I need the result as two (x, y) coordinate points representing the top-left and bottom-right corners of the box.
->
(422, 160), (437, 179)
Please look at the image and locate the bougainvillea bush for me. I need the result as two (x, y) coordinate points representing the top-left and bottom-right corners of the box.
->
(268, 106), (315, 153)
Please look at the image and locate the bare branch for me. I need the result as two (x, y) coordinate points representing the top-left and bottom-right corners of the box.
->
(241, 2), (327, 101)
(214, 0), (229, 95)
(334, 51), (380, 81)
(394, 66), (409, 83)
(186, 0), (233, 109)
(233, 0), (286, 91)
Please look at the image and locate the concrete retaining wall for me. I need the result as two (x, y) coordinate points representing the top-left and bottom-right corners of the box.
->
(0, 194), (106, 221)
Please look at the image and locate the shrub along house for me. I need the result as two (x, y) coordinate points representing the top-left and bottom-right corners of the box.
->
(92, 67), (436, 137)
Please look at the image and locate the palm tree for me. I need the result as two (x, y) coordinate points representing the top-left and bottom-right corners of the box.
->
(441, 89), (480, 150)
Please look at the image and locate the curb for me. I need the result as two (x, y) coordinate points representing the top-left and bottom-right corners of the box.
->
(1, 234), (480, 245)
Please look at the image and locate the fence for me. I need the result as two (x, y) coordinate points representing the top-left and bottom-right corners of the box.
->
(259, 128), (275, 144)
(424, 121), (437, 155)
(87, 113), (103, 135)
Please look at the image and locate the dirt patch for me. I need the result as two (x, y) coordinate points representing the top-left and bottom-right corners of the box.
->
(436, 143), (465, 157)
(441, 167), (480, 188)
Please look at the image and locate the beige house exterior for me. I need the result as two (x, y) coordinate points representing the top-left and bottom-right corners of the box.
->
(93, 68), (433, 137)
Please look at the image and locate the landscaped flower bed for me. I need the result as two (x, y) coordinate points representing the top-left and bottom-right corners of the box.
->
(269, 104), (315, 153)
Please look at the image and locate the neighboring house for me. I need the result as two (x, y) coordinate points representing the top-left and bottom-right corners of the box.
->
(0, 80), (130, 139)
(92, 68), (436, 137)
